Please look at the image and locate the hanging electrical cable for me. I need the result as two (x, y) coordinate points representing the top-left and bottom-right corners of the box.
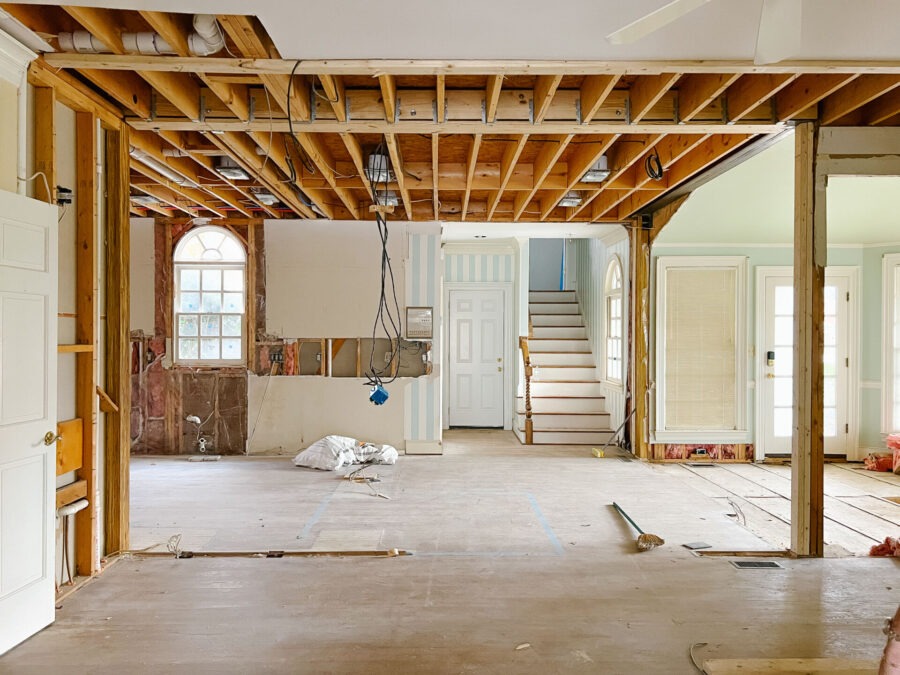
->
(363, 137), (404, 404)
(645, 148), (664, 181)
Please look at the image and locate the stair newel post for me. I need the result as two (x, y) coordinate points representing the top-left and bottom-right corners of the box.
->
(520, 336), (534, 444)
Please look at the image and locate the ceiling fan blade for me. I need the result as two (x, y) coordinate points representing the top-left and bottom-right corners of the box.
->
(606, 0), (714, 45)
(755, 0), (802, 64)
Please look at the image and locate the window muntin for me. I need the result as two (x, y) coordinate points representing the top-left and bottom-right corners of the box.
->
(174, 227), (246, 365)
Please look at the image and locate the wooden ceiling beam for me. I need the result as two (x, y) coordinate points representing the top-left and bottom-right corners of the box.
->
(859, 87), (900, 125)
(138, 11), (192, 56)
(513, 134), (573, 220)
(819, 74), (900, 125)
(216, 15), (311, 120)
(379, 75), (397, 123)
(540, 135), (618, 218)
(487, 135), (529, 220)
(130, 197), (173, 217)
(580, 75), (620, 123)
(432, 135), (440, 221)
(319, 75), (347, 122)
(486, 75), (503, 123)
(130, 162), (226, 217)
(291, 133), (360, 218)
(726, 73), (798, 121)
(126, 118), (780, 135)
(629, 73), (681, 123)
(79, 69), (153, 120)
(461, 134), (483, 221)
(677, 73), (741, 121)
(129, 131), (254, 217)
(130, 181), (199, 217)
(605, 133), (754, 220)
(209, 132), (320, 218)
(383, 133), (412, 220)
(46, 54), (900, 76)
(339, 132), (374, 196)
(566, 134), (662, 220)
(436, 75), (446, 123)
(534, 75), (563, 123)
(775, 73), (859, 121)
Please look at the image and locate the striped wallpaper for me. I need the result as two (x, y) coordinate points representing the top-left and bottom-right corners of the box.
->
(573, 234), (630, 430)
(405, 229), (442, 445)
(444, 251), (515, 283)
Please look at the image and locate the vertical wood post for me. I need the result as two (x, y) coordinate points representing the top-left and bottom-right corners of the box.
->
(630, 223), (652, 459)
(74, 111), (99, 575)
(791, 121), (826, 557)
(104, 124), (131, 554)
(33, 87), (55, 204)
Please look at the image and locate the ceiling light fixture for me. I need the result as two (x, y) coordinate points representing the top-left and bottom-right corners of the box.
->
(580, 156), (611, 183)
(375, 190), (399, 207)
(365, 152), (394, 183)
(250, 188), (279, 206)
(214, 156), (251, 180)
(558, 191), (583, 208)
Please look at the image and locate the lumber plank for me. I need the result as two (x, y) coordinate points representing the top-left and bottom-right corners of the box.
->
(56, 419), (83, 476)
(56, 480), (88, 509)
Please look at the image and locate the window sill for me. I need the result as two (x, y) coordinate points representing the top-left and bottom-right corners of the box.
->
(653, 430), (751, 444)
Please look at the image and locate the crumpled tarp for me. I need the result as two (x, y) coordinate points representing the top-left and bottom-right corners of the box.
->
(292, 435), (398, 471)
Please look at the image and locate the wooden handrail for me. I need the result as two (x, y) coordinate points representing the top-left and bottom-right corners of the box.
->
(519, 336), (534, 445)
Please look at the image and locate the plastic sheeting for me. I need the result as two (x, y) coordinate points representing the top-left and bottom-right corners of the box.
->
(293, 435), (399, 471)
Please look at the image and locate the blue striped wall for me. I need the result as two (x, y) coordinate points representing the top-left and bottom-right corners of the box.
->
(405, 229), (442, 444)
(445, 251), (515, 283)
(573, 233), (630, 430)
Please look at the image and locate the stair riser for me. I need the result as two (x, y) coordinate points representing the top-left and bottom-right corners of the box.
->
(531, 353), (595, 366)
(529, 303), (579, 315)
(531, 314), (584, 327)
(528, 340), (590, 353)
(516, 413), (610, 430)
(531, 382), (604, 397)
(518, 397), (605, 414)
(529, 292), (577, 303)
(532, 327), (587, 339)
(532, 367), (598, 381)
(514, 428), (615, 445)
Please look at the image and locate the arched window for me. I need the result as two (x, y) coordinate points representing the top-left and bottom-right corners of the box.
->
(173, 226), (246, 365)
(604, 256), (623, 383)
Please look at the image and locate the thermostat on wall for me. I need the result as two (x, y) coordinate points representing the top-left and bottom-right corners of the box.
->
(406, 307), (433, 339)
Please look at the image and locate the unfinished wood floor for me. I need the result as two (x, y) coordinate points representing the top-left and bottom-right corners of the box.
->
(3, 431), (897, 673)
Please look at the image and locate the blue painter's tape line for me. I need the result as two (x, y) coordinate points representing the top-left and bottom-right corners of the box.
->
(526, 492), (564, 556)
(299, 492), (334, 541)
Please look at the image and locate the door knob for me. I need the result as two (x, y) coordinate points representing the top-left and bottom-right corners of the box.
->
(498, 366), (502, 372)
(44, 431), (62, 446)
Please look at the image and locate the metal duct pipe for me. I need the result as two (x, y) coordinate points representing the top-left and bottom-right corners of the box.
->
(188, 14), (225, 56)
(129, 146), (199, 189)
(58, 31), (109, 53)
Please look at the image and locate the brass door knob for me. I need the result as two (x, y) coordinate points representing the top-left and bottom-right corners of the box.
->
(43, 431), (62, 446)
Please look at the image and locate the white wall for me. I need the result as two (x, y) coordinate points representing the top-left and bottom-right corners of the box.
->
(265, 220), (406, 337)
(0, 79), (16, 193)
(528, 238), (564, 290)
(129, 218), (155, 333)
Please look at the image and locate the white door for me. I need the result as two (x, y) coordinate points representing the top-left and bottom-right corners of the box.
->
(0, 191), (57, 655)
(759, 271), (851, 457)
(448, 289), (505, 427)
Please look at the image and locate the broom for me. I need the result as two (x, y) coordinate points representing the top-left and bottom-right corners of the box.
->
(612, 502), (665, 552)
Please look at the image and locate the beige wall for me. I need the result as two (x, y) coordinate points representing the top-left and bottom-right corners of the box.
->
(130, 218), (155, 333)
(0, 79), (17, 193)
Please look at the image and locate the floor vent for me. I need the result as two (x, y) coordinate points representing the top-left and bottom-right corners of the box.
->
(687, 462), (716, 467)
(618, 456), (633, 463)
(731, 560), (782, 570)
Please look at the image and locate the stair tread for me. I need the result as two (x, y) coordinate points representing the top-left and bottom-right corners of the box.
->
(517, 412), (607, 416)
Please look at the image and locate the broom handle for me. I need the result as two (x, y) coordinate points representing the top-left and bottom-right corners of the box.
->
(612, 502), (645, 535)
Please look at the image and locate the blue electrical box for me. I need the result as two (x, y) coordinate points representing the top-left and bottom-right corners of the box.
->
(369, 385), (389, 405)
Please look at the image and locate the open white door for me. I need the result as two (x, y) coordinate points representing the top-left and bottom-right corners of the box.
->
(448, 288), (505, 427)
(0, 190), (58, 655)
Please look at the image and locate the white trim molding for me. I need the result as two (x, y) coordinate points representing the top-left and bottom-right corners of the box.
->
(0, 28), (36, 85)
(882, 253), (900, 433)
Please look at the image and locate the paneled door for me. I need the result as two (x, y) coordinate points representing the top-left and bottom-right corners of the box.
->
(0, 190), (57, 655)
(448, 289), (505, 427)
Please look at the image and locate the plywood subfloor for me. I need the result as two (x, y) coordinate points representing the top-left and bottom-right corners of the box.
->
(3, 431), (897, 672)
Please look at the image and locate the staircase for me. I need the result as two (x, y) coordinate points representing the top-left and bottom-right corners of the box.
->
(514, 290), (615, 445)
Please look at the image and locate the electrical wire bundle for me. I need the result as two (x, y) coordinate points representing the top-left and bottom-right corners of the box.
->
(363, 138), (403, 395)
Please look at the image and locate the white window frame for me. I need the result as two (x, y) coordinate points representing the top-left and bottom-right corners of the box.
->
(173, 227), (247, 367)
(654, 255), (748, 443)
(604, 255), (624, 385)
(882, 253), (900, 432)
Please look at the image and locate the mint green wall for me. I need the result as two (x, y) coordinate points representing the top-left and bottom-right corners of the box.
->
(652, 244), (900, 452)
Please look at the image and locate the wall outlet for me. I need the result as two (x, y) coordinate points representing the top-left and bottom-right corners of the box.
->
(384, 351), (392, 364)
(269, 351), (283, 363)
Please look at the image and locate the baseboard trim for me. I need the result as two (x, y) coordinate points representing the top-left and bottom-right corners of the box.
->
(405, 440), (443, 455)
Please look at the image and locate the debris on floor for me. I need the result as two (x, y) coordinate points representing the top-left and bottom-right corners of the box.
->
(683, 542), (712, 550)
(864, 453), (895, 472)
(515, 643), (531, 651)
(293, 435), (398, 470)
(888, 434), (900, 474)
(612, 502), (664, 552)
(187, 454), (221, 462)
(869, 537), (900, 557)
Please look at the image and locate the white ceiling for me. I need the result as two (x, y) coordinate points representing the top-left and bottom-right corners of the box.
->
(657, 132), (900, 246)
(16, 0), (900, 61)
(441, 221), (621, 242)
